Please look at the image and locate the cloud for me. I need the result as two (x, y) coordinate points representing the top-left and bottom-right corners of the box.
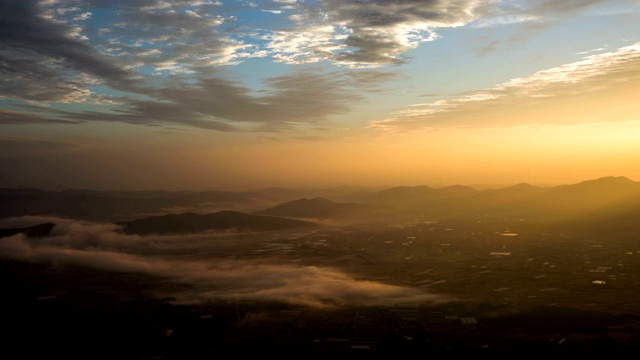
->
(101, 4), (249, 69)
(2, 0), (627, 132)
(524, 0), (608, 17)
(0, 1), (257, 109)
(266, 0), (493, 67)
(71, 0), (261, 74)
(369, 42), (640, 132)
(183, 261), (447, 308)
(1, 1), (395, 131)
(0, 53), (97, 104)
(264, 25), (342, 65)
(473, 0), (609, 28)
(0, 110), (80, 125)
(0, 0), (140, 102)
(0, 234), (35, 261)
(0, 215), (452, 308)
(469, 0), (616, 54)
(25, 67), (369, 131)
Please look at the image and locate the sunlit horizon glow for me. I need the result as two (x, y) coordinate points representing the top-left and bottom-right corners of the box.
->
(1, 0), (639, 191)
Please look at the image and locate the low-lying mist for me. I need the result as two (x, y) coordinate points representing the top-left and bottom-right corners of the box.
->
(0, 216), (452, 308)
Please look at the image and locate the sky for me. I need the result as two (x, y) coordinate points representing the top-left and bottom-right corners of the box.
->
(1, 0), (640, 191)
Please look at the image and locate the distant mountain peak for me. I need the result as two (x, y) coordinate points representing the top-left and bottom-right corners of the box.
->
(437, 185), (478, 196)
(267, 197), (335, 207)
(254, 196), (368, 219)
(305, 197), (333, 203)
(511, 182), (533, 187)
(507, 182), (540, 190)
(585, 176), (634, 184)
(567, 176), (637, 190)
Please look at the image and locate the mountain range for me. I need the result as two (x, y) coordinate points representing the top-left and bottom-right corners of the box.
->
(252, 196), (386, 222)
(2, 176), (640, 236)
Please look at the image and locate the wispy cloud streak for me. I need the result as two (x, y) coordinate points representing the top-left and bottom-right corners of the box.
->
(370, 42), (640, 132)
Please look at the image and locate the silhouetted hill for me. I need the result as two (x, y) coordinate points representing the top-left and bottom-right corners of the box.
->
(0, 222), (55, 239)
(562, 175), (636, 190)
(3, 176), (640, 234)
(116, 211), (318, 235)
(472, 183), (548, 205)
(556, 190), (640, 234)
(373, 185), (436, 205)
(301, 184), (384, 199)
(479, 182), (546, 197)
(0, 188), (256, 221)
(246, 187), (304, 201)
(324, 189), (380, 204)
(436, 185), (479, 198)
(354, 185), (481, 218)
(359, 176), (640, 221)
(365, 184), (480, 206)
(519, 176), (640, 219)
(253, 197), (379, 220)
(457, 182), (551, 218)
(546, 176), (640, 202)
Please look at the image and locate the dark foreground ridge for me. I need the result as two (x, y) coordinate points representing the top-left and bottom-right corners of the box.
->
(0, 222), (55, 239)
(116, 210), (319, 235)
(1, 264), (639, 360)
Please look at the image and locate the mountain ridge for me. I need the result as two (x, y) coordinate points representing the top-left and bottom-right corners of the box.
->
(2, 176), (639, 234)
(116, 210), (319, 235)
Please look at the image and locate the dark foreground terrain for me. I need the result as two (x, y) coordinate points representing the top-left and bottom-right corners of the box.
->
(3, 274), (640, 360)
(2, 177), (640, 358)
(2, 217), (640, 359)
